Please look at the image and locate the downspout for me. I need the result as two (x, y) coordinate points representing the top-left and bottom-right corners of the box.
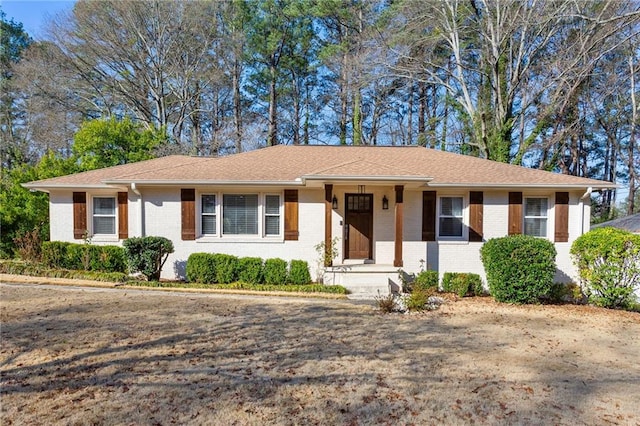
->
(579, 187), (593, 235)
(131, 183), (144, 237)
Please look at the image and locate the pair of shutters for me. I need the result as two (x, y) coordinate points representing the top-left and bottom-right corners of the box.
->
(422, 191), (569, 243)
(72, 192), (128, 240)
(180, 189), (299, 241)
(509, 191), (569, 242)
(421, 191), (483, 242)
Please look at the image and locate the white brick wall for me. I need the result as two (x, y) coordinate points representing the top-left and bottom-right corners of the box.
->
(48, 186), (588, 283)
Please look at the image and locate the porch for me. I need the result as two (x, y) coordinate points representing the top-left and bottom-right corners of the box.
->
(322, 261), (407, 299)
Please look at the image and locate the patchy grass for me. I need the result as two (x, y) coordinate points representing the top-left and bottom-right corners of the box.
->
(1, 284), (639, 425)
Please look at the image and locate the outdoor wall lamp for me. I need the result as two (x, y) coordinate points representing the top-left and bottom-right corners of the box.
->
(332, 195), (338, 209)
(382, 195), (389, 210)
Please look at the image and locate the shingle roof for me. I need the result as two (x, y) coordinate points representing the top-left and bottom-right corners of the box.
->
(591, 213), (640, 233)
(24, 145), (616, 190)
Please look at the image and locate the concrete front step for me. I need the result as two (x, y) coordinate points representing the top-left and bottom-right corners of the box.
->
(324, 264), (403, 296)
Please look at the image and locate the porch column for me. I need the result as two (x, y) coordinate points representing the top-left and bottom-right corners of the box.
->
(394, 185), (404, 267)
(324, 184), (333, 267)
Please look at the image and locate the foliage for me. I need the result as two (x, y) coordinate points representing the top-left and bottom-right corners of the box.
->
(0, 152), (78, 258)
(214, 254), (239, 284)
(480, 235), (557, 304)
(547, 282), (584, 304)
(237, 257), (264, 284)
(72, 117), (166, 170)
(12, 226), (43, 262)
(442, 272), (485, 297)
(412, 270), (439, 292)
(571, 227), (640, 309)
(315, 237), (339, 269)
(263, 258), (288, 285)
(185, 253), (218, 284)
(405, 288), (437, 312)
(375, 293), (397, 313)
(125, 280), (349, 294)
(0, 260), (128, 283)
(41, 241), (126, 273)
(288, 259), (311, 285)
(123, 236), (174, 281)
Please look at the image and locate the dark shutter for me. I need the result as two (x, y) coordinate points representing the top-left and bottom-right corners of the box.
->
(555, 192), (570, 242)
(508, 192), (523, 235)
(422, 191), (436, 241)
(469, 191), (484, 242)
(181, 188), (196, 240)
(117, 192), (128, 240)
(284, 189), (299, 241)
(73, 192), (87, 239)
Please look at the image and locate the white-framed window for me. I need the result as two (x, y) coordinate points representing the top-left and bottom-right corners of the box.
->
(201, 194), (217, 235)
(223, 194), (259, 235)
(439, 196), (464, 238)
(92, 196), (116, 235)
(264, 194), (281, 236)
(524, 197), (548, 237)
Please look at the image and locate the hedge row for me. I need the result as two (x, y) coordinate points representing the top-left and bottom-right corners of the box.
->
(0, 260), (129, 283)
(41, 241), (126, 273)
(186, 253), (311, 285)
(442, 272), (484, 297)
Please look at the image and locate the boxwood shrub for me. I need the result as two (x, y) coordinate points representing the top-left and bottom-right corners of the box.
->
(186, 253), (217, 283)
(480, 235), (556, 304)
(288, 260), (311, 285)
(41, 241), (126, 273)
(123, 236), (174, 281)
(237, 257), (264, 284)
(264, 258), (288, 285)
(412, 270), (439, 291)
(571, 227), (640, 309)
(214, 254), (239, 284)
(441, 272), (484, 297)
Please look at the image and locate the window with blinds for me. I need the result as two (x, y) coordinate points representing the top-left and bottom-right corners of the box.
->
(93, 197), (116, 235)
(264, 195), (280, 236)
(201, 194), (217, 235)
(223, 194), (258, 235)
(524, 197), (548, 237)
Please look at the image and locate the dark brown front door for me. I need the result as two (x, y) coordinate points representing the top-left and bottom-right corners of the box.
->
(345, 194), (373, 259)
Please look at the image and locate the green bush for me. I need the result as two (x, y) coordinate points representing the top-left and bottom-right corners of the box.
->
(412, 270), (439, 291)
(186, 253), (217, 283)
(123, 236), (174, 281)
(480, 235), (556, 304)
(41, 241), (72, 268)
(441, 272), (484, 297)
(405, 288), (436, 312)
(263, 258), (288, 285)
(571, 227), (640, 309)
(214, 254), (238, 284)
(40, 241), (125, 273)
(0, 260), (128, 283)
(237, 257), (264, 284)
(289, 260), (311, 285)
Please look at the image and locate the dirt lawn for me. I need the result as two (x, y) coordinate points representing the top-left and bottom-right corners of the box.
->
(1, 283), (639, 425)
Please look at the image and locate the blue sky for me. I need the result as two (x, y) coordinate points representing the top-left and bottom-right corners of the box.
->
(2, 0), (75, 38)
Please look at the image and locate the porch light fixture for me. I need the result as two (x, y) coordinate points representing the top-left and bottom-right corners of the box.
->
(382, 195), (389, 210)
(332, 195), (338, 209)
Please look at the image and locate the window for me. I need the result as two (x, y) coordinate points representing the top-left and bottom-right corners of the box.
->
(439, 196), (463, 237)
(93, 197), (116, 235)
(524, 197), (548, 237)
(264, 195), (280, 236)
(201, 194), (216, 235)
(223, 194), (258, 235)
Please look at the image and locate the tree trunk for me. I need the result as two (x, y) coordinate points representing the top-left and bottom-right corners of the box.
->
(268, 63), (278, 146)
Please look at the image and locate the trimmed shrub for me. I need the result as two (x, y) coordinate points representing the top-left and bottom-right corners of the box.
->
(238, 257), (263, 284)
(406, 287), (437, 311)
(289, 260), (311, 285)
(214, 254), (238, 284)
(263, 258), (288, 285)
(186, 253), (217, 283)
(123, 236), (174, 281)
(571, 227), (640, 309)
(413, 270), (439, 291)
(441, 272), (484, 297)
(480, 235), (556, 304)
(41, 241), (125, 273)
(42, 241), (72, 268)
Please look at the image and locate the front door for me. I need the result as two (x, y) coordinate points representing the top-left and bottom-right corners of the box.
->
(345, 194), (373, 259)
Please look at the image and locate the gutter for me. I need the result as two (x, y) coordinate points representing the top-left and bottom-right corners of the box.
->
(103, 180), (307, 187)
